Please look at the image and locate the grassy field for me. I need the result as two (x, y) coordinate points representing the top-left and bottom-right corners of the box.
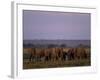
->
(23, 59), (90, 69)
(23, 47), (90, 69)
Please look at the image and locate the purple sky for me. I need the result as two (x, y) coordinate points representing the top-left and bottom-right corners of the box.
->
(23, 10), (90, 40)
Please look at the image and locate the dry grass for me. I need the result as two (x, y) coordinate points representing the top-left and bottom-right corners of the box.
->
(23, 59), (90, 69)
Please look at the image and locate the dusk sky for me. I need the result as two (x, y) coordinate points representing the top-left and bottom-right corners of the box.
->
(23, 10), (90, 40)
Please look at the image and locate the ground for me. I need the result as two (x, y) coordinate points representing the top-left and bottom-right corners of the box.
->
(23, 59), (90, 69)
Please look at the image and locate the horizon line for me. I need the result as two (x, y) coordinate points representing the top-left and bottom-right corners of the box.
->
(23, 39), (91, 40)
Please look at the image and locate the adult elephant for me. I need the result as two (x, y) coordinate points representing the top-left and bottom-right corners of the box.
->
(50, 47), (59, 62)
(66, 48), (75, 60)
(23, 48), (33, 62)
(29, 48), (45, 62)
(34, 48), (46, 62)
(43, 48), (51, 61)
(57, 48), (67, 61)
(75, 47), (87, 59)
(29, 48), (36, 62)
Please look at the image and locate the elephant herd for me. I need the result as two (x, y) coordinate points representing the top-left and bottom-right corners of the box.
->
(23, 47), (90, 62)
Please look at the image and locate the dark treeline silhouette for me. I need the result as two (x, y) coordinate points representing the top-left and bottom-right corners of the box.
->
(23, 43), (90, 48)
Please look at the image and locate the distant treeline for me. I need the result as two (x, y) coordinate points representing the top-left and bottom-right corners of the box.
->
(23, 43), (90, 48)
